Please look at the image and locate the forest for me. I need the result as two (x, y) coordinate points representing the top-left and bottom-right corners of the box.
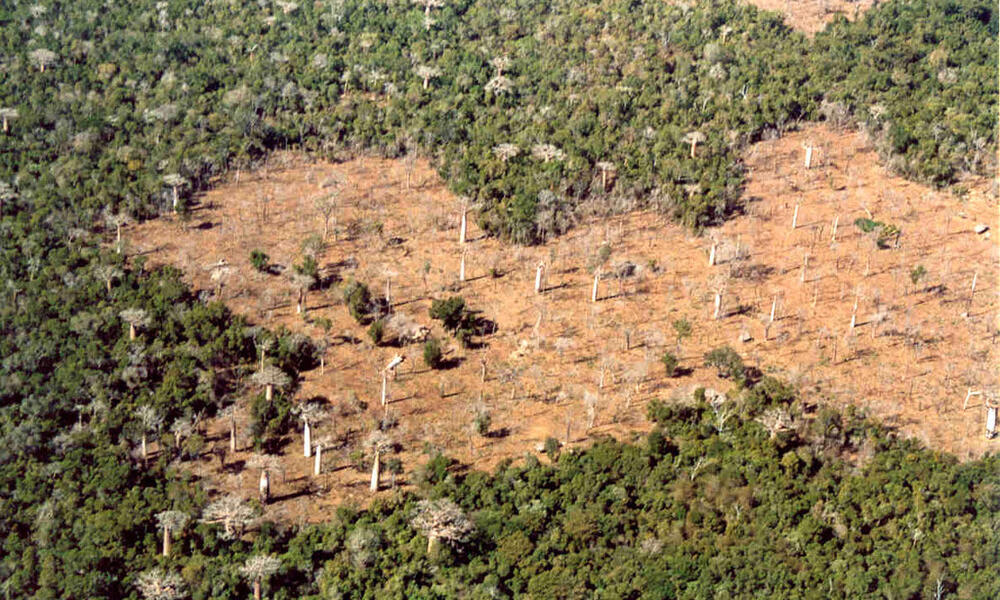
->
(0, 0), (996, 597)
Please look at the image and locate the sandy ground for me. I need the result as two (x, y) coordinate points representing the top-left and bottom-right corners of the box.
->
(128, 123), (998, 522)
(742, 0), (877, 35)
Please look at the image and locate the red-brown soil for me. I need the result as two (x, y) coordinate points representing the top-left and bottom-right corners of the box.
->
(128, 123), (998, 522)
(741, 0), (877, 35)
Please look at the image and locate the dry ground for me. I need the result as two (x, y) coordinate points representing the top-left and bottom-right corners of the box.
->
(128, 123), (997, 522)
(740, 0), (877, 35)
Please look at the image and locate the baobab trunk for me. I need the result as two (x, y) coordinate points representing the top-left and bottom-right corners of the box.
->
(800, 254), (808, 283)
(162, 525), (172, 557)
(804, 145), (813, 169)
(141, 434), (148, 460)
(370, 449), (381, 492)
(591, 269), (600, 303)
(426, 534), (437, 554)
(229, 420), (236, 453)
(296, 289), (304, 314)
(313, 444), (322, 476)
(265, 384), (273, 403)
(690, 139), (698, 159)
(303, 421), (311, 458)
(713, 292), (722, 320)
(459, 208), (467, 244)
(2, 116), (7, 133)
(259, 470), (270, 504)
(385, 278), (391, 309)
(708, 243), (717, 266)
(129, 323), (137, 341)
(459, 252), (466, 282)
(535, 263), (544, 293)
(770, 296), (777, 323)
(791, 204), (799, 230)
(253, 580), (261, 600)
(968, 271), (978, 310)
(172, 187), (179, 212)
(831, 215), (839, 242)
(381, 374), (388, 407)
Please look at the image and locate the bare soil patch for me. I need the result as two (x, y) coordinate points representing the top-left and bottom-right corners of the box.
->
(740, 0), (877, 35)
(128, 124), (997, 522)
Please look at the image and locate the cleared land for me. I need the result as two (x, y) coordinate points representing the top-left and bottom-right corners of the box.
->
(128, 123), (998, 520)
(741, 0), (877, 34)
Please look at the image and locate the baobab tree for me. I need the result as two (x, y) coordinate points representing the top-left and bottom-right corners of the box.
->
(201, 494), (254, 540)
(411, 0), (445, 22)
(93, 263), (123, 295)
(290, 271), (315, 315)
(120, 308), (151, 341)
(364, 430), (394, 492)
(163, 174), (188, 213)
(28, 48), (57, 72)
(531, 143), (565, 163)
(104, 209), (132, 252)
(294, 403), (328, 458)
(248, 454), (281, 504)
(410, 498), (475, 554)
(415, 65), (441, 89)
(0, 107), (18, 133)
(492, 143), (520, 162)
(682, 131), (706, 158)
(595, 161), (616, 191)
(251, 365), (291, 402)
(155, 510), (190, 557)
(240, 554), (281, 600)
(312, 434), (333, 476)
(485, 74), (513, 95)
(135, 568), (186, 600)
(135, 405), (163, 463)
(490, 55), (510, 77)
(219, 404), (240, 453)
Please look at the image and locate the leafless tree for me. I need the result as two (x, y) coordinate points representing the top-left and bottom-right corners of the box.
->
(251, 366), (291, 402)
(103, 209), (133, 253)
(247, 454), (282, 504)
(219, 404), (240, 453)
(0, 107), (18, 133)
(410, 498), (475, 554)
(415, 65), (441, 90)
(314, 192), (338, 240)
(531, 143), (565, 163)
(120, 308), (150, 341)
(163, 174), (188, 213)
(683, 131), (706, 158)
(492, 143), (520, 162)
(201, 494), (254, 540)
(135, 405), (163, 463)
(490, 55), (510, 77)
(312, 434), (334, 476)
(364, 431), (394, 492)
(93, 264), (123, 295)
(583, 390), (598, 430)
(28, 48), (57, 73)
(595, 161), (615, 191)
(294, 403), (329, 457)
(485, 74), (513, 95)
(240, 554), (281, 600)
(135, 568), (186, 600)
(155, 510), (190, 557)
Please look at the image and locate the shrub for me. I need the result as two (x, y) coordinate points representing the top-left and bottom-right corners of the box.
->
(473, 408), (492, 436)
(423, 338), (443, 369)
(704, 346), (746, 386)
(543, 436), (561, 460)
(250, 249), (269, 272)
(368, 319), (385, 345)
(661, 352), (679, 377)
(343, 280), (373, 324)
(429, 296), (468, 331)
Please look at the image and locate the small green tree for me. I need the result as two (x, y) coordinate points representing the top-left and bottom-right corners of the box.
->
(344, 280), (373, 323)
(423, 338), (443, 369)
(250, 249), (269, 272)
(672, 318), (692, 352)
(429, 296), (467, 331)
(368, 319), (385, 345)
(909, 265), (927, 293)
(704, 346), (746, 386)
(661, 352), (679, 377)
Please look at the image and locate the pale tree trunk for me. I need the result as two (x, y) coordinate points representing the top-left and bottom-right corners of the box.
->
(381, 374), (388, 407)
(535, 263), (544, 293)
(162, 525), (172, 557)
(303, 421), (311, 457)
(129, 323), (136, 341)
(427, 534), (438, 554)
(370, 449), (381, 492)
(314, 444), (322, 476)
(253, 579), (261, 600)
(265, 384), (273, 403)
(459, 209), (467, 244)
(831, 216), (839, 242)
(2, 116), (7, 133)
(172, 187), (179, 212)
(791, 204), (799, 230)
(713, 292), (722, 320)
(259, 470), (270, 504)
(690, 140), (698, 159)
(229, 420), (237, 452)
(106, 279), (113, 294)
(459, 252), (466, 282)
(804, 146), (813, 169)
(591, 269), (600, 303)
(708, 243), (717, 266)
(141, 434), (148, 460)
(770, 296), (777, 323)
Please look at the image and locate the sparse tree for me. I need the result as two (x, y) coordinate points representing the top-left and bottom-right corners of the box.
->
(415, 65), (441, 89)
(104, 209), (132, 252)
(220, 404), (240, 453)
(314, 192), (338, 240)
(163, 174), (188, 213)
(135, 405), (163, 463)
(682, 131), (706, 158)
(251, 366), (291, 402)
(240, 554), (281, 600)
(155, 510), (190, 557)
(492, 143), (520, 162)
(410, 498), (475, 554)
(531, 143), (565, 163)
(120, 308), (150, 340)
(312, 434), (333, 476)
(93, 264), (123, 295)
(201, 494), (254, 540)
(485, 75), (513, 95)
(672, 318), (692, 353)
(135, 568), (186, 600)
(294, 403), (329, 458)
(595, 161), (615, 191)
(490, 55), (510, 77)
(28, 48), (57, 73)
(0, 107), (18, 133)
(364, 430), (394, 492)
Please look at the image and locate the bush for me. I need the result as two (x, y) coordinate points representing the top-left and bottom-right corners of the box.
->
(473, 408), (492, 436)
(661, 352), (679, 377)
(343, 280), (373, 324)
(368, 319), (385, 346)
(704, 346), (746, 386)
(543, 436), (561, 460)
(423, 338), (443, 369)
(250, 249), (269, 272)
(429, 296), (468, 331)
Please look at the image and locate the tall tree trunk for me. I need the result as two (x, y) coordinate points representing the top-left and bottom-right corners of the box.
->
(459, 209), (467, 244)
(229, 420), (236, 452)
(314, 444), (322, 476)
(265, 384), (273, 403)
(253, 579), (261, 600)
(141, 433), (148, 460)
(303, 421), (311, 458)
(162, 525), (171, 557)
(381, 374), (388, 407)
(259, 470), (270, 504)
(129, 323), (136, 341)
(370, 449), (381, 492)
(535, 263), (544, 293)
(591, 269), (600, 303)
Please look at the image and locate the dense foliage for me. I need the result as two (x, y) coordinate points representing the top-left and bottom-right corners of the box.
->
(0, 0), (996, 597)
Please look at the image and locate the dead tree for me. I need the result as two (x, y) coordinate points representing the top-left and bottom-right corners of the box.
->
(247, 454), (281, 504)
(155, 511), (190, 557)
(135, 405), (163, 464)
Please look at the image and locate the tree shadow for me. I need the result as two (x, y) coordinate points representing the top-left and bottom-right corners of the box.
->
(485, 427), (510, 439)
